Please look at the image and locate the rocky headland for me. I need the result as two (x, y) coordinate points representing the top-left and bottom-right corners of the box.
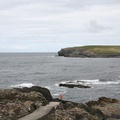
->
(58, 46), (120, 58)
(0, 86), (120, 120)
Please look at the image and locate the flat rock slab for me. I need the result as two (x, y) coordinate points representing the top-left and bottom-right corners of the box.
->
(19, 102), (60, 120)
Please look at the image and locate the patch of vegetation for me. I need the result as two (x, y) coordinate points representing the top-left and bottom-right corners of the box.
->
(72, 45), (120, 55)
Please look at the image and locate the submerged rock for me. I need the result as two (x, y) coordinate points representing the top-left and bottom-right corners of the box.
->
(59, 83), (90, 88)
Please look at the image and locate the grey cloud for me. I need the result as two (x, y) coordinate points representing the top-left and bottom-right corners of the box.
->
(0, 0), (120, 52)
(0, 0), (67, 11)
(87, 20), (112, 33)
(0, 0), (120, 11)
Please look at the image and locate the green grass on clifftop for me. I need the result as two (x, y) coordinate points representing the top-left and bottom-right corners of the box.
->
(67, 45), (120, 55)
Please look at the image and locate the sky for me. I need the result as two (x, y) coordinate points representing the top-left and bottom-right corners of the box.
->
(0, 0), (120, 52)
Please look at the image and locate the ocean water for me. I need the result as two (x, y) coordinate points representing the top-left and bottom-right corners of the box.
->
(0, 53), (120, 103)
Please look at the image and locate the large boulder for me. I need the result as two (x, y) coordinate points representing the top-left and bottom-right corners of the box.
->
(0, 89), (48, 105)
(14, 86), (53, 102)
(0, 86), (53, 120)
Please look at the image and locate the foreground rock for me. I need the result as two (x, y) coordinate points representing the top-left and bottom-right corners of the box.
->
(85, 97), (120, 120)
(59, 83), (90, 88)
(0, 86), (53, 120)
(41, 97), (120, 120)
(1, 86), (120, 120)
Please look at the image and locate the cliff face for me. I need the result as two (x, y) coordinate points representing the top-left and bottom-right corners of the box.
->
(58, 46), (120, 58)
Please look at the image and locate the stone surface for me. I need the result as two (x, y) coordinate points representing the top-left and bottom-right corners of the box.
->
(86, 97), (120, 120)
(19, 102), (60, 120)
(41, 97), (120, 120)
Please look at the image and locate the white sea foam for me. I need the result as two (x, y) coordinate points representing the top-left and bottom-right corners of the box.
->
(55, 83), (59, 86)
(79, 79), (99, 83)
(60, 79), (120, 86)
(60, 81), (70, 84)
(78, 79), (120, 85)
(93, 81), (120, 85)
(11, 83), (35, 88)
(53, 93), (60, 96)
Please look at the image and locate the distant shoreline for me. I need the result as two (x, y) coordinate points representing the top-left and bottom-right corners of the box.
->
(58, 45), (120, 58)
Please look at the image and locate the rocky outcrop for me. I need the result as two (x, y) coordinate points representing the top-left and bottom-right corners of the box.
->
(59, 83), (90, 88)
(85, 97), (120, 119)
(0, 86), (53, 120)
(1, 86), (120, 120)
(58, 48), (96, 57)
(15, 86), (53, 102)
(41, 97), (120, 120)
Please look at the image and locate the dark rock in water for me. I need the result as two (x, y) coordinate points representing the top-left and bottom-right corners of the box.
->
(59, 83), (90, 88)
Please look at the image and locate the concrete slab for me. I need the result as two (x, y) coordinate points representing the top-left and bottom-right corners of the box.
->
(19, 102), (60, 120)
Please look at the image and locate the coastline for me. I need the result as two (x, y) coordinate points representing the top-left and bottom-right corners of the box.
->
(58, 46), (120, 58)
(0, 86), (120, 120)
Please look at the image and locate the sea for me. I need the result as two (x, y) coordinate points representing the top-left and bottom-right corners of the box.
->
(0, 53), (120, 103)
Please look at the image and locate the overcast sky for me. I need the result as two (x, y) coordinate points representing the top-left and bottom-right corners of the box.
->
(0, 0), (120, 52)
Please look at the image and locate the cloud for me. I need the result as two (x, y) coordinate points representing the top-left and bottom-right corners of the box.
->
(86, 20), (112, 33)
(0, 0), (120, 52)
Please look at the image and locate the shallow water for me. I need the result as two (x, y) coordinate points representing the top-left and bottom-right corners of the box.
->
(0, 53), (120, 103)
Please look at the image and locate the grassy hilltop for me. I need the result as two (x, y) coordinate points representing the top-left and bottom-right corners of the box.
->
(58, 45), (120, 57)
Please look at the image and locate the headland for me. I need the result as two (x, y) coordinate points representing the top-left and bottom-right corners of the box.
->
(58, 46), (120, 58)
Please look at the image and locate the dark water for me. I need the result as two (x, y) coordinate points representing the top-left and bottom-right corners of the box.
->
(0, 53), (120, 103)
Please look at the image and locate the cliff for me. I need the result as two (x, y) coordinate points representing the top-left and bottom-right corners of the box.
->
(58, 46), (120, 58)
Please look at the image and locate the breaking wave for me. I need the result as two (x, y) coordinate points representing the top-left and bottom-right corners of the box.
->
(11, 83), (35, 88)
(59, 79), (120, 86)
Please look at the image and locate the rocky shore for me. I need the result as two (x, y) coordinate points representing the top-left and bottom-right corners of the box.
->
(42, 97), (120, 120)
(0, 86), (53, 120)
(0, 86), (120, 120)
